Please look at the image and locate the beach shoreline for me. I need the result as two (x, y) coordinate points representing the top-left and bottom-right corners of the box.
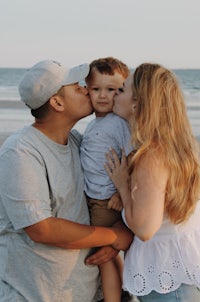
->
(0, 99), (200, 146)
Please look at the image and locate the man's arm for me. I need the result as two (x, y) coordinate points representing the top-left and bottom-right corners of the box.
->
(85, 220), (134, 265)
(24, 216), (133, 250)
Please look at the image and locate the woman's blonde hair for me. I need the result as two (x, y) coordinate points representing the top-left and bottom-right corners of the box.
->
(129, 63), (200, 224)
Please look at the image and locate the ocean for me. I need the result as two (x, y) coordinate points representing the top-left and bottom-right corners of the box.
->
(0, 68), (200, 136)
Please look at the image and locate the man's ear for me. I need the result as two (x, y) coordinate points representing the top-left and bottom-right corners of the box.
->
(49, 96), (64, 112)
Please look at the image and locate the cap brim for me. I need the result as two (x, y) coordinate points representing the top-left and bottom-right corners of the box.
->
(64, 64), (89, 86)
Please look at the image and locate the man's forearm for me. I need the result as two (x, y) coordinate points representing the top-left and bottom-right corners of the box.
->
(24, 216), (132, 250)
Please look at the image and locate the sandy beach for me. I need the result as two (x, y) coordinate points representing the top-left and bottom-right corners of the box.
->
(0, 100), (33, 145)
(0, 100), (27, 145)
(0, 100), (27, 109)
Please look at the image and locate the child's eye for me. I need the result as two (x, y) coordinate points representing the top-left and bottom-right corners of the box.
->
(108, 88), (115, 92)
(118, 87), (124, 93)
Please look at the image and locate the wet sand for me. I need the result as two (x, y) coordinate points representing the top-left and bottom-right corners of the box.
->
(0, 100), (27, 109)
(0, 100), (28, 142)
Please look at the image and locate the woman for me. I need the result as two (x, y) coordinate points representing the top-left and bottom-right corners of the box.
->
(104, 63), (200, 301)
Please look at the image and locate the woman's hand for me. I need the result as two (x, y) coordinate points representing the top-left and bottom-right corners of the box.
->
(104, 148), (129, 195)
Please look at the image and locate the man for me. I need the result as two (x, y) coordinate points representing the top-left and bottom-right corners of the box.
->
(0, 60), (133, 302)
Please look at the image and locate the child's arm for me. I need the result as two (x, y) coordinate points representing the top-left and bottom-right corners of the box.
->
(107, 192), (123, 212)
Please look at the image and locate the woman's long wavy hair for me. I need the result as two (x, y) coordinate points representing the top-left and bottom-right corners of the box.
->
(129, 63), (200, 224)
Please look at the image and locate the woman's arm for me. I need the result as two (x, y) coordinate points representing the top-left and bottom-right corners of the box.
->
(105, 149), (168, 241)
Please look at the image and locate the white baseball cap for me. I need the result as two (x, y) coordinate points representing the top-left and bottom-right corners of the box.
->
(19, 60), (89, 109)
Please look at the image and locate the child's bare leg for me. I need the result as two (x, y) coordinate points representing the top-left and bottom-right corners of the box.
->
(99, 254), (123, 302)
(115, 252), (124, 281)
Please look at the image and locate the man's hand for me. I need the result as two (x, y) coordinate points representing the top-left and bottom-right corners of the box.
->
(85, 220), (134, 266)
(111, 220), (134, 251)
(85, 246), (119, 266)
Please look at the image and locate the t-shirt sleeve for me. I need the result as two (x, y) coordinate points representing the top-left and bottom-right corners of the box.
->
(70, 129), (82, 146)
(113, 117), (133, 155)
(0, 147), (52, 230)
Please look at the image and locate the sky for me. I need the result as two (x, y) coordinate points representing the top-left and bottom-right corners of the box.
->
(1, 0), (200, 69)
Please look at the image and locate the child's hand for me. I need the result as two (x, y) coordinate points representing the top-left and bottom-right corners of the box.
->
(107, 192), (123, 211)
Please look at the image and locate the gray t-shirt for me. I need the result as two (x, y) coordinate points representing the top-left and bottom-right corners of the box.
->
(80, 113), (133, 199)
(0, 126), (99, 302)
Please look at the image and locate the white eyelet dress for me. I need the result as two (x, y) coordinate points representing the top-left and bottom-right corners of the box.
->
(122, 201), (200, 296)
